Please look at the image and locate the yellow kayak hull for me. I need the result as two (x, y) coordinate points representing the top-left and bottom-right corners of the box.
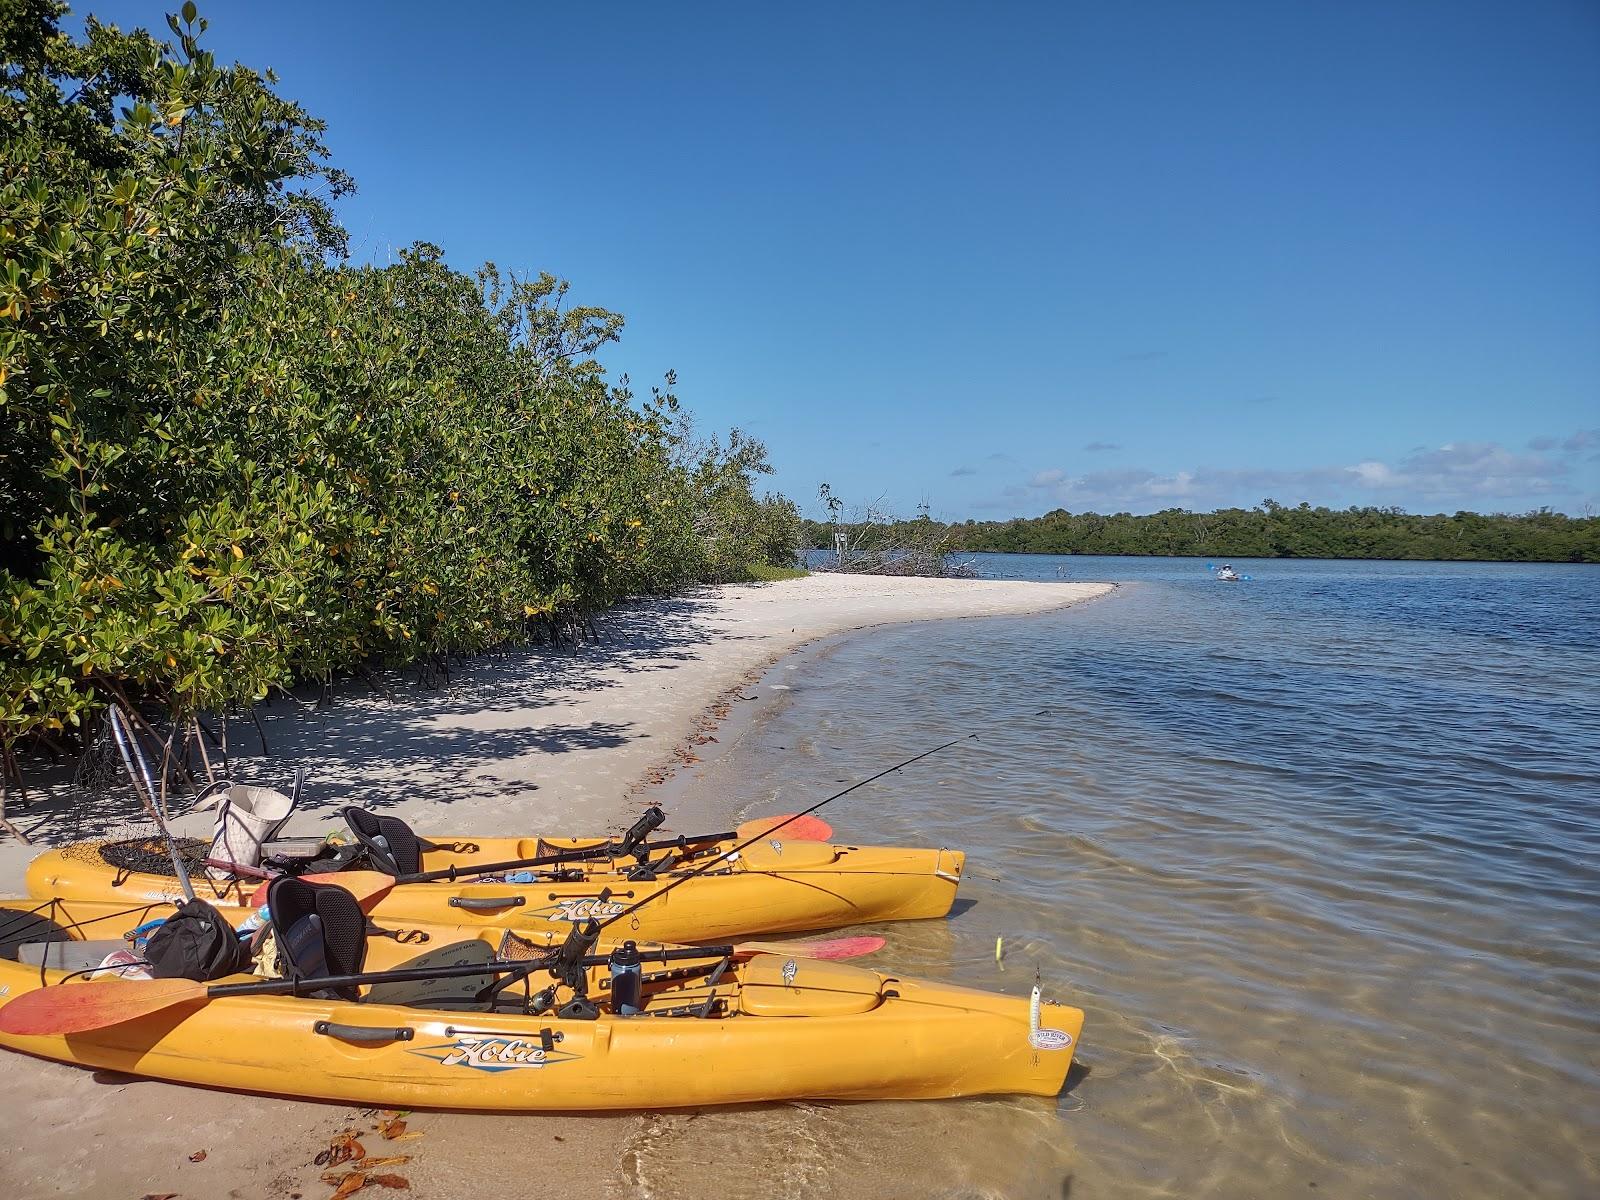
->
(0, 897), (1080, 1109)
(26, 837), (966, 942)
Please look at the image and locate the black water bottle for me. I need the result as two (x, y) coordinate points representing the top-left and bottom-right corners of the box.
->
(608, 940), (642, 1015)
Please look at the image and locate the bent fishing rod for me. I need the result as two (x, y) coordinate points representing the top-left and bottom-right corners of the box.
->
(595, 732), (976, 940)
(530, 732), (976, 992)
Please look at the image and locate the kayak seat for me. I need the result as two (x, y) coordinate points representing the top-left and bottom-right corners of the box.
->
(343, 807), (432, 876)
(268, 876), (367, 1001)
(365, 939), (500, 1012)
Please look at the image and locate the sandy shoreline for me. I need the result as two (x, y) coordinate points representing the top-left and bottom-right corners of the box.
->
(0, 573), (1112, 1200)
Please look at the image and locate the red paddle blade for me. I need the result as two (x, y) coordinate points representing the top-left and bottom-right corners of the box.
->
(737, 935), (886, 961)
(784, 816), (833, 841)
(793, 935), (884, 959)
(0, 977), (206, 1036)
(736, 813), (834, 843)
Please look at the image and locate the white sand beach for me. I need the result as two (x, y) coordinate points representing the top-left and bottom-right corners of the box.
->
(0, 573), (1111, 1200)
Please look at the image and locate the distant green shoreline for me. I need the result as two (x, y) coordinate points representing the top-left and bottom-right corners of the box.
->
(802, 501), (1599, 564)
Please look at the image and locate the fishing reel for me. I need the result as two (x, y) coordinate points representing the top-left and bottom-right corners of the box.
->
(616, 807), (666, 865)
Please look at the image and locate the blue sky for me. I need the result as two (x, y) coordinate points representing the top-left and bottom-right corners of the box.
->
(85, 1), (1600, 518)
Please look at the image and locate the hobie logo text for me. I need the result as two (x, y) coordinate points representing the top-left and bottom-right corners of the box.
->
(552, 897), (626, 922)
(440, 1037), (547, 1071)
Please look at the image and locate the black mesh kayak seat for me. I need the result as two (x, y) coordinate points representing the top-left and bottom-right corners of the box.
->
(365, 939), (501, 1011)
(341, 807), (434, 877)
(267, 876), (367, 1001)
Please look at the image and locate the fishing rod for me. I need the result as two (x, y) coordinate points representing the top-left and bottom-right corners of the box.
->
(523, 733), (975, 1012)
(109, 705), (195, 904)
(594, 733), (976, 940)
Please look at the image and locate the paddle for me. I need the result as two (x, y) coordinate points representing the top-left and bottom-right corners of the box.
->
(0, 946), (701, 1036)
(251, 812), (835, 903)
(0, 935), (882, 1036)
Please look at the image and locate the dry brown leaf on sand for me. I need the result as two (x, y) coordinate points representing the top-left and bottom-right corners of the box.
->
(369, 1176), (410, 1191)
(188, 1149), (207, 1163)
(378, 1117), (407, 1140)
(360, 1155), (412, 1169)
(318, 1132), (366, 1166)
(140, 1194), (179, 1200)
(331, 1172), (367, 1200)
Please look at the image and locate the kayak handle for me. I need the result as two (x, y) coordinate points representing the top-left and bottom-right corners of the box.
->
(448, 895), (527, 910)
(313, 1021), (415, 1044)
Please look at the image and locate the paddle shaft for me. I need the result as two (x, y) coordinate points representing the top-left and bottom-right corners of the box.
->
(599, 734), (975, 936)
(203, 944), (737, 1001)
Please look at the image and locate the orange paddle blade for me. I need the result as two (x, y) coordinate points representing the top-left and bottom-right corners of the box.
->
(735, 935), (885, 961)
(735, 813), (834, 843)
(249, 870), (396, 909)
(0, 977), (207, 1036)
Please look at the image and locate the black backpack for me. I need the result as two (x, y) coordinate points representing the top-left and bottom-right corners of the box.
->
(143, 898), (253, 981)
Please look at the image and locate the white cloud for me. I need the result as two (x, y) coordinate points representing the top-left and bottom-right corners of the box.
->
(1350, 460), (1396, 486)
(1377, 442), (1564, 499)
(1144, 470), (1197, 498)
(1529, 428), (1598, 454)
(1000, 431), (1596, 514)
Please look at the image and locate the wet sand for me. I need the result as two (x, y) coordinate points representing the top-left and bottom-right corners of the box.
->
(0, 573), (1110, 1200)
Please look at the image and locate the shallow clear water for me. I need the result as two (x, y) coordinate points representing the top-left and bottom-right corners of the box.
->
(632, 556), (1600, 1199)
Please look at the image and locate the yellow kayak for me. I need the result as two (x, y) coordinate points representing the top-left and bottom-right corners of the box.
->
(27, 808), (966, 942)
(0, 894), (1081, 1109)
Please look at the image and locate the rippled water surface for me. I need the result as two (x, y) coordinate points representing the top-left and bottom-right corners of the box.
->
(636, 556), (1600, 1199)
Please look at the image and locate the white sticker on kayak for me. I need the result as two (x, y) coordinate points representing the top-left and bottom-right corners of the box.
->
(1029, 1028), (1073, 1051)
(769, 839), (783, 855)
(411, 1035), (576, 1072)
(442, 1037), (546, 1070)
(549, 897), (627, 923)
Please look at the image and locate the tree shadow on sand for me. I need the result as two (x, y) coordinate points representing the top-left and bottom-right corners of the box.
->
(9, 591), (739, 846)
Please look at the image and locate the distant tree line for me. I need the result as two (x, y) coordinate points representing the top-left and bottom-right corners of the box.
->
(0, 2), (799, 778)
(802, 501), (1599, 563)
